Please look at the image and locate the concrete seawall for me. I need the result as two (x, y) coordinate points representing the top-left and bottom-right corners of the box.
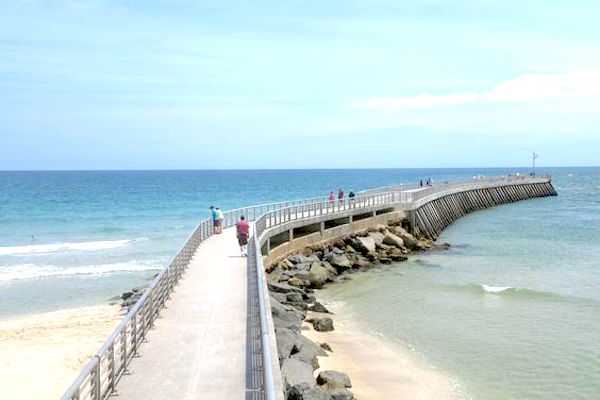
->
(408, 181), (557, 239)
(261, 178), (557, 267)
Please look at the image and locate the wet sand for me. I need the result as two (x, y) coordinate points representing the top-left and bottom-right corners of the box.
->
(303, 308), (460, 400)
(0, 305), (122, 400)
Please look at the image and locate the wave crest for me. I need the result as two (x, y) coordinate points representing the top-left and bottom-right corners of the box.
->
(0, 239), (135, 255)
(481, 284), (514, 293)
(0, 262), (161, 281)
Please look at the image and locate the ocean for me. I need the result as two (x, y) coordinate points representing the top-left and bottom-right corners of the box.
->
(1, 168), (598, 399)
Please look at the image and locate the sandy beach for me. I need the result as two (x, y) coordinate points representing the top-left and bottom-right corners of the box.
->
(303, 308), (460, 400)
(0, 305), (122, 400)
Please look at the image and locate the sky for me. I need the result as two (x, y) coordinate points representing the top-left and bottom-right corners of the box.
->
(1, 0), (599, 170)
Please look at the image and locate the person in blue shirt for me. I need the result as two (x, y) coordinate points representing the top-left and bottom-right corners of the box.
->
(210, 206), (218, 234)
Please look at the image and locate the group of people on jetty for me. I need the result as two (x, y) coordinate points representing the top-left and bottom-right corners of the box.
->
(328, 187), (355, 204)
(210, 205), (249, 257)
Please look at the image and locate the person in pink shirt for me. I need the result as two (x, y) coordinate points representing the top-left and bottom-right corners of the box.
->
(236, 215), (250, 257)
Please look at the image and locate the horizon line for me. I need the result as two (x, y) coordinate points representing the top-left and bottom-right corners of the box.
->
(0, 166), (597, 172)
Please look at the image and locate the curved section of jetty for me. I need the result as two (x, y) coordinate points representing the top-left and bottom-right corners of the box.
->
(59, 175), (556, 400)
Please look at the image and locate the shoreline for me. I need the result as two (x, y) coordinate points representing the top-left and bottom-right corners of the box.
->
(267, 217), (455, 399)
(303, 305), (460, 400)
(0, 304), (122, 400)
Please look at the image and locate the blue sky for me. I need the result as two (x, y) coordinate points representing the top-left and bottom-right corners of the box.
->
(1, 0), (599, 169)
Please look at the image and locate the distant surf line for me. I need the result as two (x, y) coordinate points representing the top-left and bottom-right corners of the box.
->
(0, 239), (142, 256)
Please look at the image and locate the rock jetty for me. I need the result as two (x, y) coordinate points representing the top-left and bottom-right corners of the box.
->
(266, 218), (447, 399)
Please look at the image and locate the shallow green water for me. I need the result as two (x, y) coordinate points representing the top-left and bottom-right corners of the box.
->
(317, 169), (600, 400)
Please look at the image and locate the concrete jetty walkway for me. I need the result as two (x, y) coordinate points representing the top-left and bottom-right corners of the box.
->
(116, 227), (247, 400)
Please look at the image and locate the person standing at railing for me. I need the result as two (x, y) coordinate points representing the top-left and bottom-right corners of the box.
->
(236, 215), (250, 257)
(216, 207), (224, 234)
(338, 187), (344, 207)
(328, 191), (335, 210)
(210, 206), (219, 234)
(348, 189), (355, 208)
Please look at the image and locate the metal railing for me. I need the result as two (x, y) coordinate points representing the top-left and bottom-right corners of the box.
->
(58, 181), (416, 400)
(59, 175), (550, 400)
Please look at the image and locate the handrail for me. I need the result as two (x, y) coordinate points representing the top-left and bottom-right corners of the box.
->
(59, 174), (550, 400)
(251, 227), (279, 399)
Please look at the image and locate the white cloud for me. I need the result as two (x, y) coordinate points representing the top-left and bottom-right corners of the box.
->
(349, 69), (600, 109)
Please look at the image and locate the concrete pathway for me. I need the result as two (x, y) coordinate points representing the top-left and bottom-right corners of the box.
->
(116, 227), (247, 400)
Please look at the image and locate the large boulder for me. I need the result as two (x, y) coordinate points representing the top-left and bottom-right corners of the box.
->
(310, 317), (334, 332)
(271, 297), (303, 330)
(293, 335), (326, 370)
(349, 254), (372, 269)
(279, 259), (296, 270)
(308, 263), (330, 289)
(392, 226), (418, 249)
(286, 384), (331, 400)
(308, 301), (331, 314)
(276, 327), (300, 361)
(286, 292), (304, 303)
(325, 253), (351, 271)
(368, 231), (385, 246)
(317, 370), (352, 389)
(353, 236), (376, 254)
(288, 277), (306, 287)
(268, 281), (305, 294)
(296, 334), (328, 357)
(282, 357), (315, 389)
(382, 232), (404, 248)
(329, 389), (354, 400)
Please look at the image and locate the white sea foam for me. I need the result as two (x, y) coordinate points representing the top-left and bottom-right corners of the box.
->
(481, 284), (513, 293)
(0, 262), (161, 281)
(0, 239), (136, 255)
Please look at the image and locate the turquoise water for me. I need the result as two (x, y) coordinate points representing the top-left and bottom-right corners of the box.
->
(0, 168), (528, 318)
(1, 168), (598, 399)
(317, 168), (600, 400)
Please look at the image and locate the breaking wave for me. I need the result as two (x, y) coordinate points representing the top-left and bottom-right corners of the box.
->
(0, 239), (140, 255)
(481, 284), (514, 293)
(0, 262), (161, 281)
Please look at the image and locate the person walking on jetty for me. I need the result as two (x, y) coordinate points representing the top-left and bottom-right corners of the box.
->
(348, 189), (355, 207)
(210, 206), (219, 234)
(216, 207), (224, 234)
(338, 187), (344, 206)
(328, 191), (335, 210)
(236, 215), (250, 257)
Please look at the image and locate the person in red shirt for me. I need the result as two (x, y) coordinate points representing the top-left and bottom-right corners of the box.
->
(236, 215), (250, 257)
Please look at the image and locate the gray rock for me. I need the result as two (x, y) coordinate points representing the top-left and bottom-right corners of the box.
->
(308, 263), (331, 289)
(320, 343), (333, 352)
(276, 327), (300, 360)
(271, 297), (303, 330)
(325, 253), (351, 270)
(286, 384), (331, 400)
(308, 301), (331, 314)
(293, 338), (321, 370)
(317, 370), (352, 389)
(311, 317), (334, 332)
(368, 231), (385, 246)
(394, 228), (418, 249)
(329, 389), (354, 400)
(382, 231), (404, 248)
(353, 236), (376, 253)
(416, 240), (432, 250)
(288, 277), (305, 287)
(320, 261), (338, 277)
(350, 254), (372, 269)
(268, 281), (305, 294)
(286, 292), (304, 303)
(332, 247), (344, 255)
(279, 259), (296, 270)
(282, 357), (315, 389)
